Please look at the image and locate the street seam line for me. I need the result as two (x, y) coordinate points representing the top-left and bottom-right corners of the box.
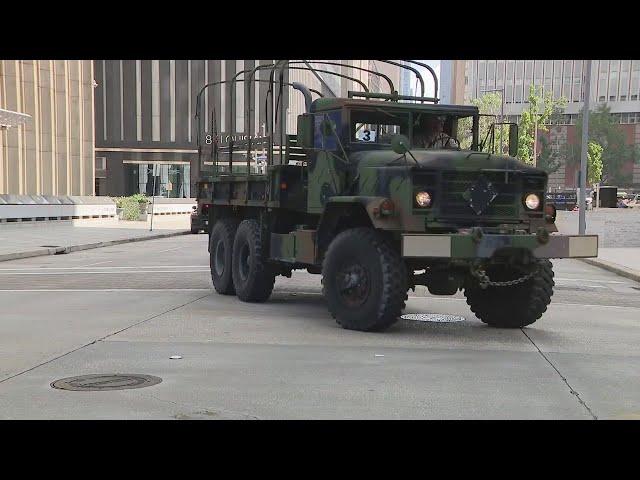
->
(0, 292), (212, 387)
(520, 328), (598, 420)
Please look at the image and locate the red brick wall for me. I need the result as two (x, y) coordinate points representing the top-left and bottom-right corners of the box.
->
(561, 124), (637, 188)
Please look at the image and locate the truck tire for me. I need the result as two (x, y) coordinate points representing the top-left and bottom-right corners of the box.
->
(464, 259), (554, 328)
(231, 219), (275, 302)
(209, 218), (239, 295)
(322, 227), (408, 332)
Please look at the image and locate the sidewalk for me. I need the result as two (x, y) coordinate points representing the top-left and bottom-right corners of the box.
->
(555, 209), (640, 282)
(581, 248), (640, 283)
(0, 216), (191, 262)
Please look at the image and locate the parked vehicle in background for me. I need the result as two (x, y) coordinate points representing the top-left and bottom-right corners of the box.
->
(546, 191), (577, 210)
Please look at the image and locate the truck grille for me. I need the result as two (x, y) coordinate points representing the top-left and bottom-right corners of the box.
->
(440, 171), (519, 219)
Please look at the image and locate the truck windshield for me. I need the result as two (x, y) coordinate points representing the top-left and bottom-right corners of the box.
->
(412, 112), (474, 150)
(351, 109), (410, 145)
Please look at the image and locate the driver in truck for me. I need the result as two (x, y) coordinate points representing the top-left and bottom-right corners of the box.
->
(413, 114), (460, 149)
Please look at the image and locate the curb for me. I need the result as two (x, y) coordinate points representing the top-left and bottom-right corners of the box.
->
(0, 230), (192, 263)
(579, 258), (640, 283)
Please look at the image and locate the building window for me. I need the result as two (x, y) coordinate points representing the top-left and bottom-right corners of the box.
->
(610, 95), (616, 101)
(632, 94), (638, 101)
(621, 95), (627, 101)
(516, 61), (524, 81)
(535, 61), (543, 80)
(151, 60), (160, 142)
(515, 86), (522, 103)
(599, 96), (606, 102)
(95, 157), (106, 171)
(124, 162), (191, 198)
(506, 61), (514, 79)
(478, 61), (486, 84)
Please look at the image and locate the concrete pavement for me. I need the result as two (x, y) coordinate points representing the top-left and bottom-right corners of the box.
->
(0, 216), (192, 262)
(1, 209), (639, 284)
(0, 234), (639, 419)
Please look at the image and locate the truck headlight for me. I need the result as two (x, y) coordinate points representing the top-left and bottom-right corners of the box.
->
(524, 193), (541, 210)
(415, 191), (432, 208)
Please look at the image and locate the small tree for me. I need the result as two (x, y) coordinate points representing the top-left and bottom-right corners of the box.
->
(518, 85), (568, 165)
(458, 92), (507, 152)
(568, 104), (640, 184)
(587, 141), (603, 185)
(536, 134), (561, 175)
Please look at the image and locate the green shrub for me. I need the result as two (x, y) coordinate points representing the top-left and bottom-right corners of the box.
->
(121, 197), (141, 220)
(111, 194), (150, 220)
(131, 193), (149, 204)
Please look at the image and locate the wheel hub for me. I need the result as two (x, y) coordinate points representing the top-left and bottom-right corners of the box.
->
(214, 239), (226, 276)
(337, 263), (370, 307)
(239, 243), (251, 281)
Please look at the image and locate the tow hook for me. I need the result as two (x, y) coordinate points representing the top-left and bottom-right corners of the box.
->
(536, 227), (550, 244)
(471, 227), (483, 244)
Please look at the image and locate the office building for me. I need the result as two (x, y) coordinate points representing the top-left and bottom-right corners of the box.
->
(0, 60), (95, 196)
(459, 60), (640, 188)
(94, 60), (402, 198)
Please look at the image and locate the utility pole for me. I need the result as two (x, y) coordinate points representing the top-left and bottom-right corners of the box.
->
(533, 113), (538, 166)
(150, 164), (157, 232)
(579, 60), (592, 235)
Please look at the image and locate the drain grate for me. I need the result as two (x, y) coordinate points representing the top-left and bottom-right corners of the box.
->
(401, 313), (465, 323)
(41, 245), (60, 248)
(51, 374), (162, 391)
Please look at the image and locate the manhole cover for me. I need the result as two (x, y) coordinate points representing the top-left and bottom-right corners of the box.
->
(401, 313), (465, 323)
(51, 374), (162, 391)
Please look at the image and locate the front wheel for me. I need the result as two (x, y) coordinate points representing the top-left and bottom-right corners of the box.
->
(322, 228), (408, 332)
(464, 259), (555, 328)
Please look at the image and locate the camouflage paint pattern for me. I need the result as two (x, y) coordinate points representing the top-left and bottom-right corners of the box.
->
(210, 96), (597, 266)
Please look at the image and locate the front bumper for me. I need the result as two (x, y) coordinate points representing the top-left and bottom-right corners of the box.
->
(402, 233), (598, 259)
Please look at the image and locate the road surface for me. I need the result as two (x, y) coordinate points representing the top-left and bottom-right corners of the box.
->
(1, 234), (639, 419)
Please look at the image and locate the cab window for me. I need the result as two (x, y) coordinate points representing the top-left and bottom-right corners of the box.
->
(350, 109), (410, 145)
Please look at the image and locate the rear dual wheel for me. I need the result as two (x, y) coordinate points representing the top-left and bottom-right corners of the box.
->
(210, 218), (276, 302)
(231, 219), (275, 302)
(209, 218), (239, 295)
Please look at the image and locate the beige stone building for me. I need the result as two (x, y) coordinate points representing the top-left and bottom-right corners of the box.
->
(0, 60), (95, 195)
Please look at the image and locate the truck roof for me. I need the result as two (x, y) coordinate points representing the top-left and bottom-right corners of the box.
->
(310, 97), (479, 116)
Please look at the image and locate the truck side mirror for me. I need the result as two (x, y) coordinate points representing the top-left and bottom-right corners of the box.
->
(391, 134), (410, 155)
(508, 123), (518, 157)
(320, 118), (336, 137)
(296, 114), (313, 149)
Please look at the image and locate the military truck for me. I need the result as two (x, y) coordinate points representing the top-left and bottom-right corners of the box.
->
(195, 60), (598, 332)
(190, 180), (213, 234)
